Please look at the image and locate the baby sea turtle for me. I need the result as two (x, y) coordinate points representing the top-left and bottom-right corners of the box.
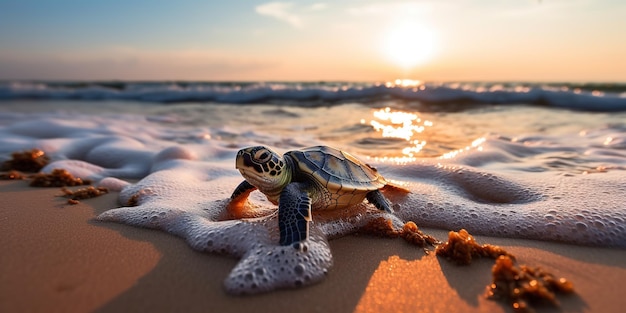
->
(229, 145), (408, 248)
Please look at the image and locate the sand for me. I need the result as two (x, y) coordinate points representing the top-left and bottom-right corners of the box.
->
(1, 179), (625, 313)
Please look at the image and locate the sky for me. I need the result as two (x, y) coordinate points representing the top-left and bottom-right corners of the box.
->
(0, 0), (625, 82)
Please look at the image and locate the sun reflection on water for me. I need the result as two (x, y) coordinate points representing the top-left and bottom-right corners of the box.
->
(439, 137), (486, 160)
(363, 107), (432, 164)
(359, 106), (489, 164)
(371, 108), (424, 141)
(385, 79), (423, 88)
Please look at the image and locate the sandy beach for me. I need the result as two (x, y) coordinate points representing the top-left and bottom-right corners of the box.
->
(3, 0), (626, 312)
(1, 179), (625, 313)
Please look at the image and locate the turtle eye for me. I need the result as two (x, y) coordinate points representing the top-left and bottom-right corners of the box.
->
(254, 149), (272, 163)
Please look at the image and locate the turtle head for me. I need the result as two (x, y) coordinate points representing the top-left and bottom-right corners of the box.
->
(235, 146), (291, 195)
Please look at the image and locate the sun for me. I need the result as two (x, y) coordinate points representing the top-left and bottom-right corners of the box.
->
(382, 21), (436, 69)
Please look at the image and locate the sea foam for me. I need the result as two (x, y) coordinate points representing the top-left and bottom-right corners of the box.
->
(1, 109), (625, 294)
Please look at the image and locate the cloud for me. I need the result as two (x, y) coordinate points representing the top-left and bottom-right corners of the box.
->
(255, 2), (302, 28)
(309, 3), (328, 11)
(347, 2), (435, 17)
(255, 2), (328, 28)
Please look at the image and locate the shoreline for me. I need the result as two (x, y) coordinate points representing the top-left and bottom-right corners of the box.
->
(1, 179), (625, 313)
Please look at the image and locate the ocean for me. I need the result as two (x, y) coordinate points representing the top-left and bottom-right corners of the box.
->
(1, 80), (625, 294)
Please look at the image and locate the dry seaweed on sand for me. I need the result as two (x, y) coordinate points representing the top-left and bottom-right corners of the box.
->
(436, 229), (575, 313)
(30, 168), (92, 187)
(60, 186), (109, 205)
(435, 228), (512, 265)
(0, 170), (26, 180)
(361, 216), (401, 238)
(361, 217), (439, 248)
(61, 186), (108, 200)
(488, 255), (575, 313)
(1, 149), (50, 172)
(400, 221), (440, 247)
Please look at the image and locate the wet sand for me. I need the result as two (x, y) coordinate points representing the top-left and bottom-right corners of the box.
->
(1, 179), (625, 313)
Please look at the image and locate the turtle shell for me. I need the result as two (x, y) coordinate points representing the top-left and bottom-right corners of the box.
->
(285, 146), (387, 192)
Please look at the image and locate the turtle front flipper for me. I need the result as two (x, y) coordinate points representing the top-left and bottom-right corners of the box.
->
(279, 183), (312, 247)
(366, 190), (394, 213)
(228, 181), (257, 219)
(230, 180), (256, 201)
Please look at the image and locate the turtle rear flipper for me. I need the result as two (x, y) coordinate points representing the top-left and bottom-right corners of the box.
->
(279, 183), (312, 247)
(366, 190), (393, 213)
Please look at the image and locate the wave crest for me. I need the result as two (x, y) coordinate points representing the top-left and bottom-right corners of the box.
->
(1, 81), (626, 111)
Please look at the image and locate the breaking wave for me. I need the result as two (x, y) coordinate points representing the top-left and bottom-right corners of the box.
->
(2, 81), (626, 111)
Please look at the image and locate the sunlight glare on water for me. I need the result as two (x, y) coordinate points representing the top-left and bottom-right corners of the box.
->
(440, 137), (486, 160)
(364, 107), (432, 163)
(370, 107), (424, 141)
(385, 79), (423, 88)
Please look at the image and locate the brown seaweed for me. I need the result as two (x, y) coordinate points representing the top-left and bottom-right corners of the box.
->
(60, 186), (109, 205)
(437, 229), (575, 313)
(435, 229), (512, 265)
(488, 255), (575, 313)
(0, 170), (26, 180)
(30, 168), (92, 187)
(1, 149), (49, 172)
(362, 217), (438, 248)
